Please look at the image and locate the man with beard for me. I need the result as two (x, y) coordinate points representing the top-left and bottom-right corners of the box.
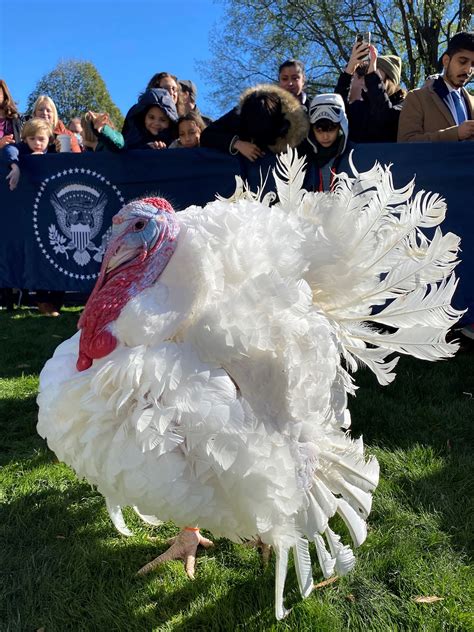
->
(398, 31), (474, 142)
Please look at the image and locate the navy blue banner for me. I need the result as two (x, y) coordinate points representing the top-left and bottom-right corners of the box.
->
(0, 144), (472, 320)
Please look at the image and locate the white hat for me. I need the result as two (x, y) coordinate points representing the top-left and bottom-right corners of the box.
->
(309, 93), (346, 124)
(308, 93), (349, 154)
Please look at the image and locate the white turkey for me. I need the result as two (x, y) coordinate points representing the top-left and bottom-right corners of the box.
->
(37, 149), (462, 619)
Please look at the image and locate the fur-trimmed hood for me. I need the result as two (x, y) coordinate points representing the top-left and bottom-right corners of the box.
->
(237, 84), (309, 153)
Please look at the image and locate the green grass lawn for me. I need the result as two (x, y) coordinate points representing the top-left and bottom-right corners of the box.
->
(1, 308), (473, 631)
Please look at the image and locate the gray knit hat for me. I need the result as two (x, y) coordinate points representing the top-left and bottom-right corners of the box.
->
(377, 55), (402, 86)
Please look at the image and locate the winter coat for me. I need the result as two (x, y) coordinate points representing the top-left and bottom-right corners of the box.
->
(2, 140), (55, 165)
(122, 89), (178, 150)
(335, 71), (405, 143)
(397, 76), (474, 142)
(0, 115), (23, 143)
(299, 91), (310, 113)
(200, 84), (310, 154)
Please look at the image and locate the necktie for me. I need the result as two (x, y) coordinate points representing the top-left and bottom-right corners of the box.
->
(451, 91), (467, 124)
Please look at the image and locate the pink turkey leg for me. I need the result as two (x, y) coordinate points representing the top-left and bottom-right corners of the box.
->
(137, 527), (214, 579)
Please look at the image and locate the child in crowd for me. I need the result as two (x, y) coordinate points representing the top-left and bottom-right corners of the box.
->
(122, 89), (178, 150)
(303, 93), (350, 191)
(2, 118), (53, 190)
(68, 117), (84, 150)
(179, 80), (212, 125)
(1, 116), (61, 316)
(32, 95), (81, 153)
(81, 111), (124, 152)
(169, 111), (206, 149)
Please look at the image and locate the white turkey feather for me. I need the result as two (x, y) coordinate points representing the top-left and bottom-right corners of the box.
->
(274, 145), (307, 211)
(37, 148), (462, 620)
(365, 277), (462, 329)
(274, 545), (292, 620)
(325, 527), (356, 576)
(293, 538), (314, 598)
(313, 533), (336, 578)
(336, 499), (368, 548)
(106, 500), (134, 537)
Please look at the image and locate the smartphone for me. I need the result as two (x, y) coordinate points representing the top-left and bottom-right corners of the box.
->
(356, 31), (371, 45)
(355, 31), (371, 63)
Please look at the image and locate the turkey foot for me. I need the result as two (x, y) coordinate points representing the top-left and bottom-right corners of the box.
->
(137, 527), (214, 579)
(244, 537), (272, 566)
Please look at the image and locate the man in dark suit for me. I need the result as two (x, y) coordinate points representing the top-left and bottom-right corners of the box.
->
(398, 31), (474, 142)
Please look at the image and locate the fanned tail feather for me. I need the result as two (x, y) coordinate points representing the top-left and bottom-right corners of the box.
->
(271, 149), (463, 386)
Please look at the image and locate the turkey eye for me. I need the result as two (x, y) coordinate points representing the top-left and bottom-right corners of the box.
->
(134, 220), (146, 231)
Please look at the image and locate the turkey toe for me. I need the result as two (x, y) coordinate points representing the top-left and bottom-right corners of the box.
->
(137, 528), (214, 577)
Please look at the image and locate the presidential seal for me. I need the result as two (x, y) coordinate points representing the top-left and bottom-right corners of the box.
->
(33, 168), (125, 281)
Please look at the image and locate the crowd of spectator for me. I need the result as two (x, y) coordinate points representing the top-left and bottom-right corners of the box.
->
(0, 31), (473, 325)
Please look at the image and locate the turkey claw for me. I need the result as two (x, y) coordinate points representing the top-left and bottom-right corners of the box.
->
(244, 537), (272, 567)
(137, 528), (214, 578)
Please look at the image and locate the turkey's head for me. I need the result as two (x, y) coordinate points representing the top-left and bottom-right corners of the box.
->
(76, 197), (180, 372)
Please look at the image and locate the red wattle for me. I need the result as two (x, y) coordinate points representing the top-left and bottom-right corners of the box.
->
(90, 330), (118, 359)
(76, 197), (178, 371)
(76, 353), (92, 372)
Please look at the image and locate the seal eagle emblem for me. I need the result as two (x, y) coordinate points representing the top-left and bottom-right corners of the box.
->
(50, 183), (107, 266)
(33, 168), (125, 282)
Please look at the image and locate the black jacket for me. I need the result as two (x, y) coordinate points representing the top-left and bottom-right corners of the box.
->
(2, 140), (55, 165)
(335, 71), (405, 143)
(200, 84), (309, 155)
(10, 116), (23, 143)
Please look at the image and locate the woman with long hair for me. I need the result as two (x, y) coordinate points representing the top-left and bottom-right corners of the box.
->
(0, 79), (24, 310)
(32, 95), (81, 153)
(0, 79), (22, 150)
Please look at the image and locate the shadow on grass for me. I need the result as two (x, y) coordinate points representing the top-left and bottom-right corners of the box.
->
(2, 313), (473, 629)
(1, 479), (303, 631)
(349, 349), (473, 560)
(0, 309), (79, 379)
(0, 394), (42, 466)
(350, 349), (473, 452)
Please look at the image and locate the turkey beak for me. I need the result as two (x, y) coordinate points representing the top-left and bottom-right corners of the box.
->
(105, 244), (141, 272)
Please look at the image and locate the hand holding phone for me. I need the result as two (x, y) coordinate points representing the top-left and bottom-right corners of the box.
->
(356, 32), (371, 46)
(346, 33), (371, 75)
(356, 32), (371, 61)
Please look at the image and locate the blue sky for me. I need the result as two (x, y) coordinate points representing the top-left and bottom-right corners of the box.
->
(0, 0), (225, 119)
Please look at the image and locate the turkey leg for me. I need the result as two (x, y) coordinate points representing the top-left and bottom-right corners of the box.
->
(137, 527), (214, 579)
